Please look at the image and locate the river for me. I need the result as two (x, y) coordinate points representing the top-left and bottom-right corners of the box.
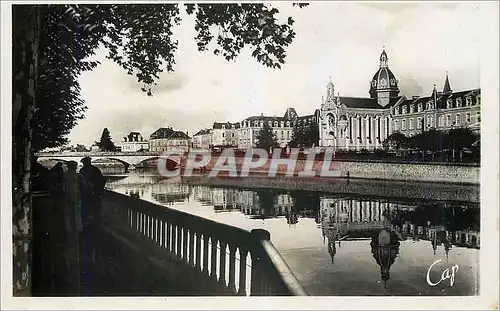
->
(103, 166), (479, 296)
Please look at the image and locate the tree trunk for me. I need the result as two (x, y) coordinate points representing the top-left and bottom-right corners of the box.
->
(12, 5), (39, 296)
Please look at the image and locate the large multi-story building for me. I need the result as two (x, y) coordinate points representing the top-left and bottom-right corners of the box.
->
(116, 131), (149, 152)
(212, 122), (240, 148)
(192, 129), (213, 149)
(149, 127), (191, 153)
(319, 49), (481, 150)
(237, 108), (320, 149)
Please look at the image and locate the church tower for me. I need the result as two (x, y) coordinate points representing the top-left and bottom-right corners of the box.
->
(369, 49), (400, 107)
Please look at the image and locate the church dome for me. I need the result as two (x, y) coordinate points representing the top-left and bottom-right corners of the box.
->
(369, 49), (400, 98)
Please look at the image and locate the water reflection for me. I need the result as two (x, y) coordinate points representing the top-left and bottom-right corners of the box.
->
(107, 174), (480, 295)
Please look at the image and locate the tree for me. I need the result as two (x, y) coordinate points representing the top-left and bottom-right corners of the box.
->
(97, 128), (117, 151)
(409, 129), (445, 161)
(13, 3), (309, 295)
(75, 144), (89, 152)
(255, 122), (279, 152)
(289, 121), (319, 148)
(383, 132), (410, 154)
(444, 128), (479, 161)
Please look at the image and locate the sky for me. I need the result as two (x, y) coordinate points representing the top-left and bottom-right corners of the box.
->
(69, 1), (491, 147)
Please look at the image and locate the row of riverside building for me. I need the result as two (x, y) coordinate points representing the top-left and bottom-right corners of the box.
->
(118, 49), (480, 153)
(194, 49), (480, 151)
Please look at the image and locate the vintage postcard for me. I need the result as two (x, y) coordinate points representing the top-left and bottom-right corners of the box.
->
(1, 1), (499, 310)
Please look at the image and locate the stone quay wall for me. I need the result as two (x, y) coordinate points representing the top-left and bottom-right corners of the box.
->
(189, 156), (480, 185)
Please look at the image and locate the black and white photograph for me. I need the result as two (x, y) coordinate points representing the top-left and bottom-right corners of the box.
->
(1, 1), (498, 309)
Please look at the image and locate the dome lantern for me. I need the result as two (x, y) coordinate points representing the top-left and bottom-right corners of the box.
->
(369, 48), (400, 106)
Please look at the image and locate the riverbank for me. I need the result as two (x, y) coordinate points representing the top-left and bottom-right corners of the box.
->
(181, 174), (480, 204)
(186, 156), (480, 185)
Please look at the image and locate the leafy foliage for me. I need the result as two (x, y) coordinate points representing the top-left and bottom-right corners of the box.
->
(255, 122), (279, 151)
(23, 3), (309, 151)
(383, 131), (410, 151)
(96, 127), (117, 151)
(289, 121), (319, 148)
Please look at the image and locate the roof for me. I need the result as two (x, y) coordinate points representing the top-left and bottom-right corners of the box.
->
(283, 108), (298, 120)
(169, 131), (191, 140)
(193, 129), (211, 136)
(397, 89), (480, 110)
(337, 96), (402, 109)
(150, 127), (174, 139)
(213, 122), (240, 129)
(150, 127), (190, 140)
(443, 75), (452, 94)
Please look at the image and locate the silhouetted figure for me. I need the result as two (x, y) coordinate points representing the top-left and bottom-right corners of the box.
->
(63, 161), (82, 293)
(79, 157), (106, 228)
(48, 162), (65, 235)
(47, 162), (66, 293)
(79, 157), (106, 295)
(64, 161), (81, 234)
(31, 156), (49, 192)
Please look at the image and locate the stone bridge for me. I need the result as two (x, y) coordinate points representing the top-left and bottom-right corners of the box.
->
(35, 151), (185, 172)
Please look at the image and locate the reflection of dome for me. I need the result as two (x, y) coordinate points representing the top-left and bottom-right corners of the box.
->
(369, 50), (400, 99)
(371, 229), (400, 289)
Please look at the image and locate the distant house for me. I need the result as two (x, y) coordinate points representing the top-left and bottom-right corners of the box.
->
(192, 129), (212, 149)
(212, 122), (240, 148)
(149, 127), (191, 153)
(116, 132), (149, 152)
(90, 144), (100, 152)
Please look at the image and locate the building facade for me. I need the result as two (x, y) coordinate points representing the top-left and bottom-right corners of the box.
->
(237, 108), (320, 149)
(319, 50), (481, 151)
(116, 132), (149, 152)
(149, 127), (191, 153)
(212, 122), (240, 148)
(192, 129), (213, 149)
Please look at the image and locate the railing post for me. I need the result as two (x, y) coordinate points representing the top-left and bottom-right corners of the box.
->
(210, 236), (218, 280)
(202, 234), (209, 274)
(219, 241), (227, 287)
(238, 248), (249, 296)
(250, 229), (270, 296)
(183, 227), (189, 262)
(195, 232), (202, 271)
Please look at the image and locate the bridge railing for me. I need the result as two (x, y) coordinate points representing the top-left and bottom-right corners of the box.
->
(104, 190), (307, 296)
(35, 151), (164, 157)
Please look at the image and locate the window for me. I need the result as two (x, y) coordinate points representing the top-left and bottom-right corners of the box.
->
(476, 95), (481, 105)
(418, 103), (422, 112)
(287, 131), (290, 139)
(260, 121), (263, 127)
(447, 99), (453, 109)
(232, 133), (235, 137)
(281, 131), (284, 139)
(394, 107), (398, 115)
(427, 116), (433, 127)
(455, 114), (461, 125)
(466, 113), (471, 123)
(402, 119), (407, 130)
(446, 115), (451, 127)
(417, 117), (422, 129)
(466, 97), (472, 106)
(368, 117), (372, 139)
(476, 111), (481, 123)
(395, 120), (399, 131)
(222, 133), (225, 137)
(456, 98), (462, 107)
(409, 119), (414, 130)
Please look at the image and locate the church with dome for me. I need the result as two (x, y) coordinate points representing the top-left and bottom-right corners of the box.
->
(318, 49), (481, 150)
